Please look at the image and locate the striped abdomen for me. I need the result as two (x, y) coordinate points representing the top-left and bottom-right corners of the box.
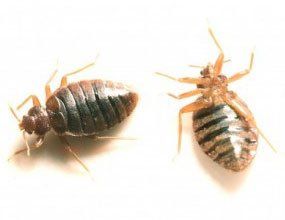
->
(46, 80), (138, 136)
(192, 103), (258, 171)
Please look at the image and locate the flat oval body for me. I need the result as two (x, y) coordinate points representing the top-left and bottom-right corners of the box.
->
(46, 80), (138, 136)
(192, 100), (258, 172)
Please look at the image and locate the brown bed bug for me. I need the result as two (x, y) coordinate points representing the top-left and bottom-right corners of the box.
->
(9, 60), (138, 173)
(156, 28), (275, 172)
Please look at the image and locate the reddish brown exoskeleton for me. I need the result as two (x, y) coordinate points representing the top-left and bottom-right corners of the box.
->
(156, 28), (275, 171)
(9, 59), (138, 174)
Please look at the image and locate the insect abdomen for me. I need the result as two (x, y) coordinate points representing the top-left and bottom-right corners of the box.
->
(46, 80), (138, 136)
(192, 103), (258, 171)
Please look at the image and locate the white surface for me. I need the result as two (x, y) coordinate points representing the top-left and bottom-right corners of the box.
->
(0, 0), (285, 219)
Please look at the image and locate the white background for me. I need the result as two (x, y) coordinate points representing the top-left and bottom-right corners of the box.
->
(0, 0), (285, 219)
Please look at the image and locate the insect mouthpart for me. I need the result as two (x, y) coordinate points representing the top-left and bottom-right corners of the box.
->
(200, 64), (213, 77)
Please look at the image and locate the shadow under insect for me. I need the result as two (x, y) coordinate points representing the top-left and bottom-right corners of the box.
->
(10, 119), (134, 173)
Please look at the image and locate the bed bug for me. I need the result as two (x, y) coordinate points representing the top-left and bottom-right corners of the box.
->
(9, 60), (138, 173)
(156, 28), (275, 172)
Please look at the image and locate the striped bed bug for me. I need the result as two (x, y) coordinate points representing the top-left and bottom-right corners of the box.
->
(156, 28), (275, 172)
(9, 59), (138, 174)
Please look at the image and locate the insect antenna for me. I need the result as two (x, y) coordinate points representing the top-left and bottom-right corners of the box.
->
(8, 104), (21, 122)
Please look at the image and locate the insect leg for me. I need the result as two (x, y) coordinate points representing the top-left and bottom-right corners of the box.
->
(223, 59), (231, 63)
(168, 88), (204, 100)
(60, 62), (95, 87)
(8, 104), (21, 122)
(177, 101), (209, 155)
(17, 95), (41, 110)
(227, 52), (254, 83)
(188, 64), (205, 68)
(223, 93), (277, 152)
(60, 54), (99, 87)
(45, 65), (59, 100)
(214, 53), (224, 77)
(8, 146), (39, 161)
(155, 72), (204, 84)
(208, 27), (225, 76)
(59, 136), (92, 176)
(208, 27), (223, 53)
(223, 94), (256, 126)
(8, 136), (44, 160)
(88, 135), (137, 140)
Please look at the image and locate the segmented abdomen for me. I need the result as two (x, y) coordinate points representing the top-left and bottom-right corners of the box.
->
(192, 103), (258, 171)
(46, 80), (138, 136)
